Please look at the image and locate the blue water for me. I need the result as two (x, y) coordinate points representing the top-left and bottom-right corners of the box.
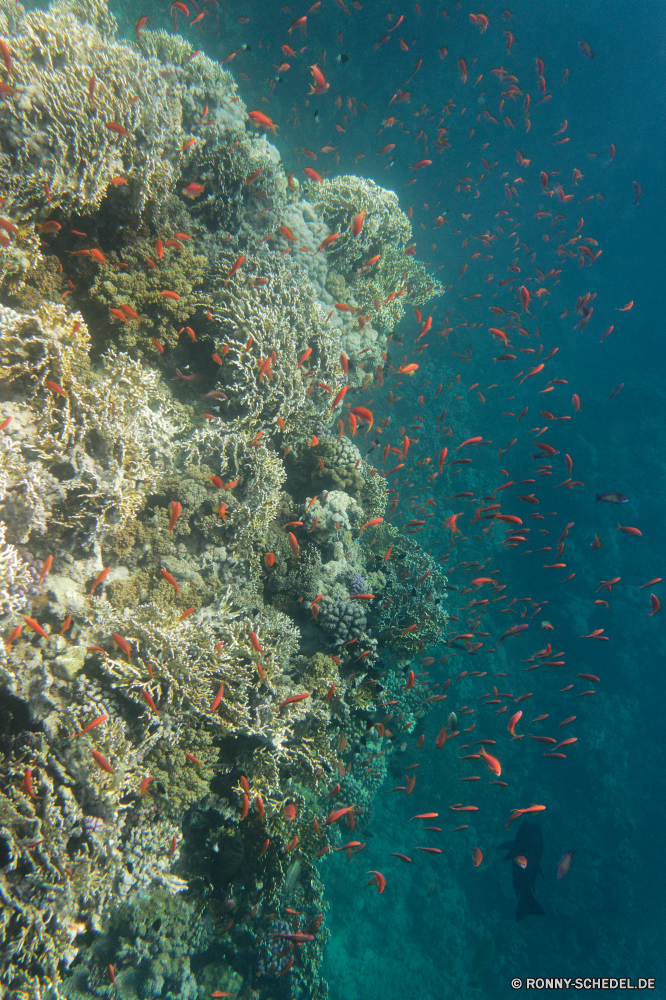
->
(9, 0), (666, 994)
(212, 1), (666, 996)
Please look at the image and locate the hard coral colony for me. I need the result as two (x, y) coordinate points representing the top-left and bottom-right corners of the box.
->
(0, 0), (445, 996)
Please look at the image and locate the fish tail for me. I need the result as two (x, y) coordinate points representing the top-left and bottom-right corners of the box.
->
(516, 890), (545, 921)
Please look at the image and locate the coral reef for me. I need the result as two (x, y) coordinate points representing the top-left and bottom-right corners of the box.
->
(0, 1), (448, 996)
(306, 176), (443, 332)
(0, 302), (191, 549)
(0, 0), (243, 222)
(307, 175), (411, 272)
(188, 247), (347, 441)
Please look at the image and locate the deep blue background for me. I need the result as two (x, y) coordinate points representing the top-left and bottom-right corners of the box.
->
(103, 0), (666, 993)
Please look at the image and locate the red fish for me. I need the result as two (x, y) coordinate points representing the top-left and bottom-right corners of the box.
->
(506, 804), (546, 829)
(248, 110), (278, 134)
(352, 209), (366, 236)
(365, 870), (386, 894)
(498, 624), (528, 643)
(105, 121), (132, 137)
(224, 254), (245, 285)
(277, 692), (310, 709)
(508, 710), (522, 736)
(647, 594), (661, 616)
(91, 749), (115, 774)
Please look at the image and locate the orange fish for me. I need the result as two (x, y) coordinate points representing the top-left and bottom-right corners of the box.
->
(617, 523), (641, 536)
(160, 568), (179, 593)
(479, 745), (501, 776)
(647, 594), (661, 616)
(105, 121), (132, 137)
(507, 710), (522, 736)
(350, 406), (373, 431)
(38, 554), (53, 584)
(90, 567), (111, 594)
(225, 255), (245, 285)
(248, 110), (278, 134)
(330, 385), (348, 412)
(365, 870), (386, 894)
(0, 39), (11, 75)
(506, 804), (546, 829)
(316, 232), (340, 253)
(91, 749), (115, 774)
(308, 63), (329, 95)
(352, 209), (366, 236)
(327, 805), (355, 825)
(250, 630), (264, 653)
(23, 616), (49, 640)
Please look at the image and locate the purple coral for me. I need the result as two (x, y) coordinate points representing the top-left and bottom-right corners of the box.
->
(349, 572), (365, 595)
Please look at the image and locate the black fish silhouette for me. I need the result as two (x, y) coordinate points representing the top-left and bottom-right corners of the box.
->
(499, 820), (545, 920)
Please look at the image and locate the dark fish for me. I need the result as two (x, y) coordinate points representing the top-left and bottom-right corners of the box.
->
(578, 40), (594, 60)
(336, 52), (349, 64)
(211, 833), (245, 887)
(498, 623), (529, 644)
(594, 492), (628, 504)
(499, 820), (545, 920)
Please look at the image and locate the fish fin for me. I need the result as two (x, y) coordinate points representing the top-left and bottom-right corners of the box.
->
(516, 890), (545, 921)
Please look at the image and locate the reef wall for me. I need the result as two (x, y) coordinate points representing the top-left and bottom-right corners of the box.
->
(0, 1), (446, 996)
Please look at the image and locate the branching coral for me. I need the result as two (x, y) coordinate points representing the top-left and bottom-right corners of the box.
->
(189, 247), (346, 439)
(305, 176), (443, 332)
(0, 518), (41, 628)
(87, 234), (209, 349)
(0, 0), (183, 219)
(307, 175), (411, 271)
(0, 302), (191, 547)
(367, 525), (449, 662)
